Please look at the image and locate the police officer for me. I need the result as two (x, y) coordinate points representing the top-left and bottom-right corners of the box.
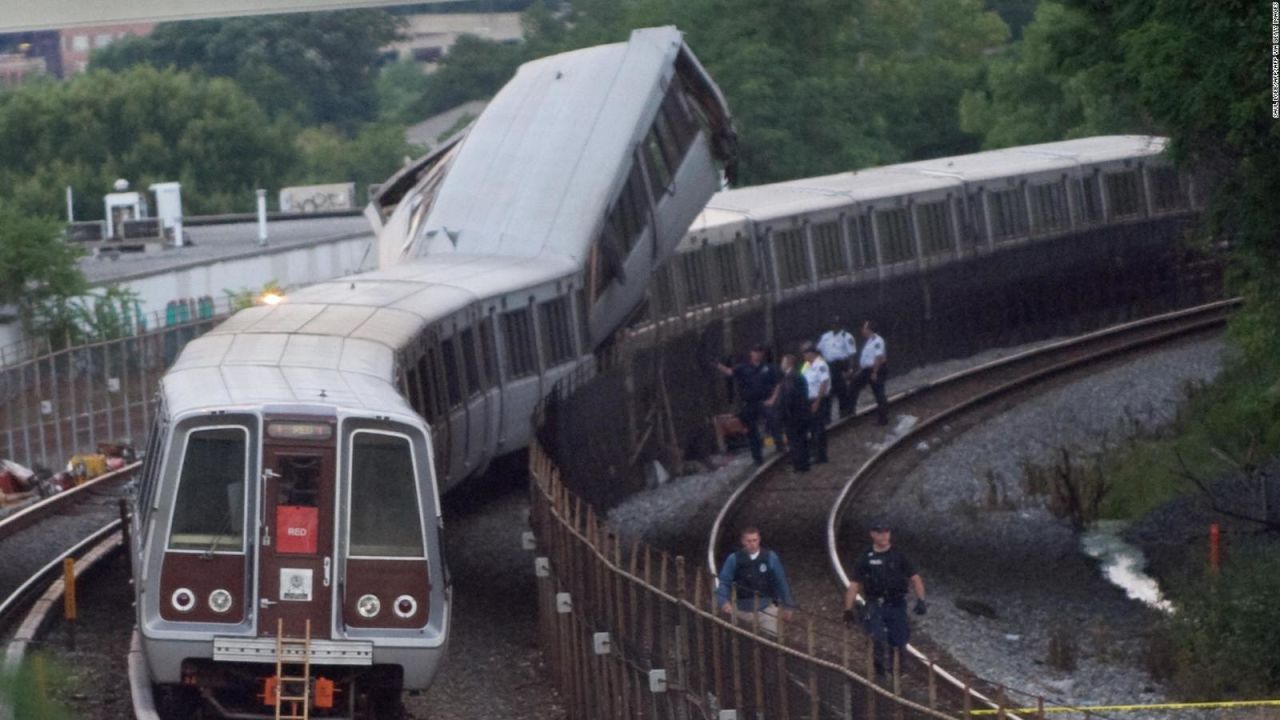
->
(716, 526), (795, 635)
(816, 317), (858, 418)
(800, 342), (831, 464)
(775, 354), (810, 473)
(842, 518), (926, 679)
(848, 320), (890, 426)
(717, 345), (785, 465)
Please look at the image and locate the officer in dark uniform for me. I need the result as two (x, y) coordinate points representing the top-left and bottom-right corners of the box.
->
(775, 353), (810, 473)
(842, 518), (926, 678)
(715, 526), (795, 635)
(716, 345), (785, 465)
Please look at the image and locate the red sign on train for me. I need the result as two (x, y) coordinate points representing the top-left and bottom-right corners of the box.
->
(277, 505), (318, 554)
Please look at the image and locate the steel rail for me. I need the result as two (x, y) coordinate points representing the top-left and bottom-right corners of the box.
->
(0, 461), (139, 542)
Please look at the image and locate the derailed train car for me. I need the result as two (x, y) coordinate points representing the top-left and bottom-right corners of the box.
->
(131, 27), (736, 719)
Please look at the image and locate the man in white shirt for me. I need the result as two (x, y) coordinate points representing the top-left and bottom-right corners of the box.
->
(850, 320), (890, 426)
(816, 317), (858, 418)
(800, 341), (832, 464)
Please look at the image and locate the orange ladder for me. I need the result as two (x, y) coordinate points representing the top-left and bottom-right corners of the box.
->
(273, 618), (312, 720)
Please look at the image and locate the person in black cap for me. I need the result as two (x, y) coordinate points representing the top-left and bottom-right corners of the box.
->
(842, 517), (926, 679)
(716, 345), (785, 465)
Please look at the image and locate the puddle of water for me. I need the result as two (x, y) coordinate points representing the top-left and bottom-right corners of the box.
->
(1080, 519), (1173, 613)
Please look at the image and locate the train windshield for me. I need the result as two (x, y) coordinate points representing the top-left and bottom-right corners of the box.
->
(168, 426), (248, 552)
(348, 430), (426, 558)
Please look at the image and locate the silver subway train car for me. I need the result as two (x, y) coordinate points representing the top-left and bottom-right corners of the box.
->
(131, 26), (737, 719)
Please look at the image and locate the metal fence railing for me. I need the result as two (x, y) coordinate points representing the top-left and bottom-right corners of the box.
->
(0, 313), (226, 470)
(528, 442), (1007, 720)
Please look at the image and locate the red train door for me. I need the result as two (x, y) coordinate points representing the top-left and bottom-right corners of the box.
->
(258, 445), (334, 638)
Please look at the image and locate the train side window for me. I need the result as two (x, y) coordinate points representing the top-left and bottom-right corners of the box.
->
(138, 412), (166, 525)
(1149, 166), (1185, 211)
(916, 200), (955, 256)
(713, 243), (742, 299)
(417, 345), (446, 422)
(479, 317), (499, 388)
(501, 308), (537, 379)
(851, 215), (877, 268)
(167, 426), (247, 552)
(644, 128), (673, 196)
(348, 431), (425, 558)
(682, 247), (712, 307)
(773, 228), (809, 288)
(812, 221), (847, 277)
(987, 188), (1029, 242)
(405, 365), (424, 417)
(661, 77), (698, 158)
(652, 101), (684, 173)
(875, 208), (916, 262)
(460, 327), (481, 396)
(1080, 174), (1103, 223)
(440, 337), (463, 408)
(575, 289), (591, 351)
(1030, 182), (1069, 232)
(538, 297), (575, 367)
(1105, 170), (1144, 218)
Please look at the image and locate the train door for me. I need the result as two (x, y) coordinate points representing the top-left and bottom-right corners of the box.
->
(461, 310), (490, 472)
(258, 440), (335, 638)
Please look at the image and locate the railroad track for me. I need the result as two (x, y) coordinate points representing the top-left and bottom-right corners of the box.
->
(0, 464), (137, 718)
(704, 299), (1236, 717)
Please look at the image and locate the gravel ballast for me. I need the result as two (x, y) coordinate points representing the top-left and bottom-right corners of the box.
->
(863, 337), (1226, 712)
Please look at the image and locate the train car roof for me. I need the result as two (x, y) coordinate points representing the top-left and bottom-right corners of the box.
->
(161, 253), (575, 416)
(684, 135), (1169, 230)
(409, 26), (688, 262)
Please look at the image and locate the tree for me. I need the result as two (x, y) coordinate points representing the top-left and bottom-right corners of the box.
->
(90, 10), (401, 129)
(291, 122), (421, 194)
(0, 66), (296, 218)
(0, 203), (88, 346)
(959, 2), (1150, 149)
(412, 34), (525, 119)
(376, 59), (432, 124)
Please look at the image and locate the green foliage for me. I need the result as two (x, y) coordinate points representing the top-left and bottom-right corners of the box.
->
(0, 203), (87, 342)
(376, 59), (432, 124)
(0, 65), (295, 218)
(0, 654), (72, 720)
(224, 280), (283, 313)
(960, 1), (1150, 149)
(291, 123), (420, 193)
(410, 34), (525, 119)
(1100, 362), (1280, 520)
(90, 10), (401, 129)
(1161, 544), (1280, 697)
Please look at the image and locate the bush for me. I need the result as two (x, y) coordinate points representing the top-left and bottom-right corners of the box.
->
(1160, 544), (1280, 697)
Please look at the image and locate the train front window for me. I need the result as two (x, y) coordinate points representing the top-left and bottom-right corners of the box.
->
(348, 431), (425, 558)
(168, 426), (248, 552)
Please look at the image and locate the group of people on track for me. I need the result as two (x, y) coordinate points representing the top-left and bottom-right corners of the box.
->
(715, 317), (890, 474)
(712, 317), (919, 681)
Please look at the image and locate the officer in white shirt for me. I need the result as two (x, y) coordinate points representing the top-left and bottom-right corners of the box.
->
(800, 341), (832, 464)
(850, 320), (890, 426)
(816, 317), (858, 418)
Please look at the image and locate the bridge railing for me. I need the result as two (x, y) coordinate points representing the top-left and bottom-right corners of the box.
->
(529, 441), (974, 720)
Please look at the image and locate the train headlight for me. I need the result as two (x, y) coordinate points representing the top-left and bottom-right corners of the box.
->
(393, 595), (417, 619)
(171, 588), (196, 613)
(208, 589), (233, 614)
(357, 594), (381, 618)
